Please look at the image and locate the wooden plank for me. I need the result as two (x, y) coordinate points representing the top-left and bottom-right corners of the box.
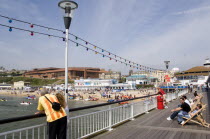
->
(93, 91), (210, 139)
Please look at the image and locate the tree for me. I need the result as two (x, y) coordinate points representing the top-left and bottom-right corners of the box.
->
(119, 77), (126, 83)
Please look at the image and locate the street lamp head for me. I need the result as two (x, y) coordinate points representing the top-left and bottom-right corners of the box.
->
(58, 0), (78, 29)
(58, 0), (78, 17)
(164, 61), (170, 70)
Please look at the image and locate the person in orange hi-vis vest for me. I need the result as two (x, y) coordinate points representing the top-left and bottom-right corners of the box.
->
(35, 89), (67, 139)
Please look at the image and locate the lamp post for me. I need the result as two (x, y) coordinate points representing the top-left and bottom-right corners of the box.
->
(164, 61), (170, 92)
(58, 1), (78, 138)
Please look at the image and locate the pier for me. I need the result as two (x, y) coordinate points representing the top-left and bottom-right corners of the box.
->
(94, 91), (210, 139)
(0, 89), (202, 139)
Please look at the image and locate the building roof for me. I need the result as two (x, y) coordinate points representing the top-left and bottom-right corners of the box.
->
(176, 72), (209, 77)
(25, 67), (107, 75)
(175, 66), (210, 77)
(127, 75), (147, 78)
(184, 66), (210, 73)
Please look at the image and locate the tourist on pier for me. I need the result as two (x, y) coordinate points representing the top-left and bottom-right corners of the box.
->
(35, 89), (67, 139)
(182, 95), (191, 107)
(167, 97), (191, 123)
(178, 104), (202, 125)
(157, 87), (168, 108)
(193, 91), (201, 103)
(56, 93), (66, 108)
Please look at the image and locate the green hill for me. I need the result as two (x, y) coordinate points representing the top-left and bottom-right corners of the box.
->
(0, 77), (59, 86)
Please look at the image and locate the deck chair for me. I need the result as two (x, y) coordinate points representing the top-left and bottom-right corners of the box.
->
(190, 94), (203, 111)
(182, 104), (210, 128)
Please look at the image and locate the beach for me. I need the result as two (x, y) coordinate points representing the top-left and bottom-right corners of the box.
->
(0, 88), (157, 102)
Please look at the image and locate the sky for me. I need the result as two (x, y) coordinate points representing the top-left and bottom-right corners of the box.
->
(0, 0), (210, 74)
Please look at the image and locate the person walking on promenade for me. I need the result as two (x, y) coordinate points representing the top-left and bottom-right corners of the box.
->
(35, 89), (67, 139)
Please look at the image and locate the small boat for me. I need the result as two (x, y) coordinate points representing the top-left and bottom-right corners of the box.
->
(0, 99), (7, 101)
(20, 102), (32, 105)
(25, 95), (36, 100)
(27, 97), (36, 100)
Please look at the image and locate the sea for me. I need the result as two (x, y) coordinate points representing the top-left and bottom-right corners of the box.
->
(0, 94), (107, 133)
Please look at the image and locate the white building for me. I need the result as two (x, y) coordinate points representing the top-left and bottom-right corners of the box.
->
(74, 79), (132, 90)
(0, 83), (12, 89)
(175, 59), (210, 86)
(14, 81), (30, 89)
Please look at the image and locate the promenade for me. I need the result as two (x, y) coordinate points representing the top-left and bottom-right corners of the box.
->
(94, 91), (210, 139)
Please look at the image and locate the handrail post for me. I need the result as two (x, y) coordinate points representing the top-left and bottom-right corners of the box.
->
(130, 104), (134, 120)
(108, 106), (113, 131)
(176, 88), (178, 99)
(145, 98), (149, 114)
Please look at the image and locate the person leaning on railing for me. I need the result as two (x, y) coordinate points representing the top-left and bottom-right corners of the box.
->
(157, 87), (168, 108)
(35, 89), (67, 139)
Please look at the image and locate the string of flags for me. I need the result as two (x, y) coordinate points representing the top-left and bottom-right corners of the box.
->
(0, 14), (164, 73)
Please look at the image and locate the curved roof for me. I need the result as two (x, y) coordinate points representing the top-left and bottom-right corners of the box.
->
(185, 66), (210, 73)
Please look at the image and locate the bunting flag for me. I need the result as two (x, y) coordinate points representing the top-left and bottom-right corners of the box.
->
(0, 14), (161, 73)
(9, 27), (12, 32)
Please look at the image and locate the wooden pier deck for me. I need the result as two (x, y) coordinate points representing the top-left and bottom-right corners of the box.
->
(93, 91), (210, 139)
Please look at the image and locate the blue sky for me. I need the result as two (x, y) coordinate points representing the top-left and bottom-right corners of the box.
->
(0, 0), (210, 74)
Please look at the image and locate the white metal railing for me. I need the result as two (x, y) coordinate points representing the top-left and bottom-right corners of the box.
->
(0, 89), (188, 139)
(0, 123), (47, 139)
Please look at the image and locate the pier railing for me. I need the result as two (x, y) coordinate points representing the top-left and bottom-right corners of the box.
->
(0, 89), (188, 139)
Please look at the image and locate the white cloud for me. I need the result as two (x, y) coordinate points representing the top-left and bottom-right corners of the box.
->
(1, 0), (210, 74)
(120, 11), (210, 71)
(173, 5), (210, 15)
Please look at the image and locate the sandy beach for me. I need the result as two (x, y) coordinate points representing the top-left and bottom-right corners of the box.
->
(0, 89), (157, 102)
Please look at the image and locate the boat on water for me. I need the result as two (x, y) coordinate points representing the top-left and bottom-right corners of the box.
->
(0, 98), (7, 101)
(20, 102), (32, 105)
(25, 95), (36, 100)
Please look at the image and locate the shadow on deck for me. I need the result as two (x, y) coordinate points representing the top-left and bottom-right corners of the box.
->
(93, 91), (210, 139)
